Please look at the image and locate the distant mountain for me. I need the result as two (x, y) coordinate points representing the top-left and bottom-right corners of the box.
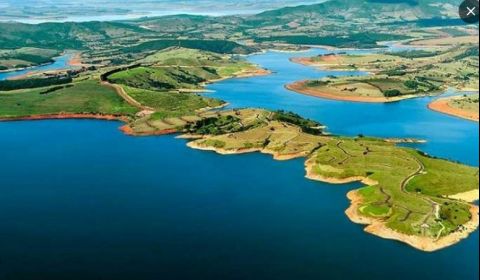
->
(0, 21), (149, 49)
(0, 0), (472, 56)
(253, 0), (460, 24)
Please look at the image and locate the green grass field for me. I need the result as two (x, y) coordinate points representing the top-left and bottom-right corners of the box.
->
(108, 48), (259, 91)
(108, 66), (220, 90)
(0, 80), (138, 118)
(124, 86), (224, 119)
(310, 139), (477, 237)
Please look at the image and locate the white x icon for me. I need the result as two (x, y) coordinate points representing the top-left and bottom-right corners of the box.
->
(467, 6), (476, 16)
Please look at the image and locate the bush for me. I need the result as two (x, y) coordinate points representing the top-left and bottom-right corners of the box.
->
(273, 110), (323, 135)
(404, 80), (420, 89)
(383, 89), (401, 97)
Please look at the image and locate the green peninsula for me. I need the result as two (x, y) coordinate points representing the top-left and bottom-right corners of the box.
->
(183, 109), (479, 251)
(288, 44), (479, 103)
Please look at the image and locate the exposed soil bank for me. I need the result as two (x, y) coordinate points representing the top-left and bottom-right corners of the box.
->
(428, 97), (479, 122)
(286, 81), (417, 103)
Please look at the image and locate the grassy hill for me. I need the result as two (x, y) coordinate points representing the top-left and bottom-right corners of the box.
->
(123, 39), (259, 55)
(0, 80), (137, 117)
(107, 48), (261, 91)
(0, 21), (149, 50)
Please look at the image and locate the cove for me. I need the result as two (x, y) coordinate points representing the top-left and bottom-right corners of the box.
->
(0, 53), (74, 81)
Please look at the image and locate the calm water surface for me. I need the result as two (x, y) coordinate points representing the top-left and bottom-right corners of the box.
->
(0, 49), (478, 280)
(0, 54), (73, 81)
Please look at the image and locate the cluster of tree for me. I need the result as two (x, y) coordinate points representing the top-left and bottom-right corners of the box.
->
(100, 64), (141, 81)
(254, 33), (411, 49)
(381, 69), (406, 76)
(403, 80), (420, 90)
(389, 50), (439, 59)
(123, 39), (259, 55)
(0, 76), (72, 91)
(453, 47), (479, 60)
(383, 89), (401, 97)
(272, 110), (323, 135)
(39, 84), (74, 95)
(306, 80), (329, 87)
(185, 115), (244, 135)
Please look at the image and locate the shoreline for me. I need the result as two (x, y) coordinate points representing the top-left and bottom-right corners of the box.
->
(68, 52), (85, 67)
(0, 113), (129, 123)
(286, 81), (418, 103)
(0, 113), (182, 137)
(186, 140), (307, 161)
(428, 97), (479, 122)
(202, 68), (271, 86)
(289, 56), (370, 72)
(120, 124), (178, 136)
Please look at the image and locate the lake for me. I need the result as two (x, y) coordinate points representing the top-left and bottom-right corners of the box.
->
(0, 49), (478, 280)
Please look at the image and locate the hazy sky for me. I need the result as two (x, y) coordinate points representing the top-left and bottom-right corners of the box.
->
(0, 0), (325, 14)
(0, 0), (326, 22)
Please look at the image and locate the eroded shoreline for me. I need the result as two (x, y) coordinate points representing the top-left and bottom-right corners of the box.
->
(286, 81), (418, 103)
(428, 97), (479, 122)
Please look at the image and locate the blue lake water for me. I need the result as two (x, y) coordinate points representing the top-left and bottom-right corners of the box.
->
(0, 49), (478, 280)
(0, 54), (73, 81)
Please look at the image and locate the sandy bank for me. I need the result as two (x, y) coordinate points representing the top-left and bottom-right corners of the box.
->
(428, 97), (479, 122)
(186, 140), (307, 161)
(235, 68), (271, 78)
(120, 125), (177, 136)
(345, 190), (479, 252)
(290, 55), (338, 66)
(68, 53), (85, 67)
(286, 81), (417, 103)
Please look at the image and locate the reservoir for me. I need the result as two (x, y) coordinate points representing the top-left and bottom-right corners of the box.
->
(0, 49), (478, 280)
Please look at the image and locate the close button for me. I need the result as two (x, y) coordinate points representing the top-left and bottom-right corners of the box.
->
(459, 0), (479, 24)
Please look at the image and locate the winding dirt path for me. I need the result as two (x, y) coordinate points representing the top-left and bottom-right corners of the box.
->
(101, 81), (155, 115)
